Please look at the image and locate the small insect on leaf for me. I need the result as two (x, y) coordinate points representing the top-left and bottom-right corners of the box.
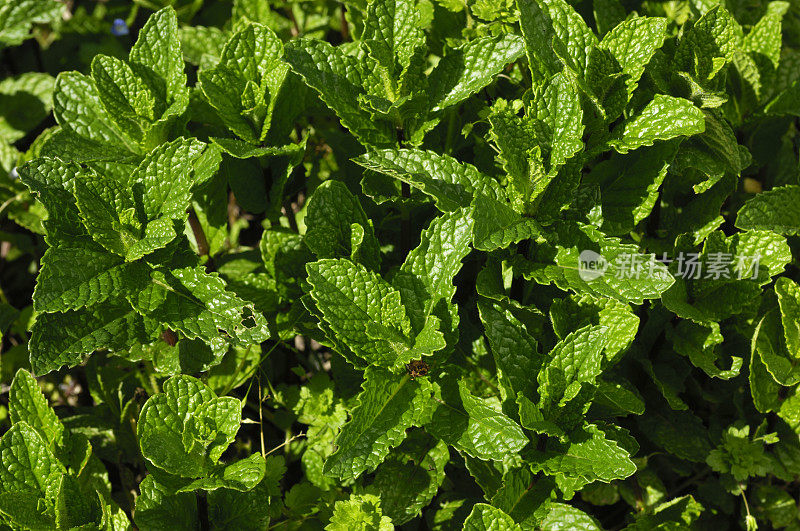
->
(406, 359), (429, 379)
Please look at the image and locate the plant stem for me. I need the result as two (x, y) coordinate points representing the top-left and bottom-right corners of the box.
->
(397, 128), (411, 254)
(188, 208), (216, 271)
(188, 209), (210, 256)
(444, 107), (458, 155)
(339, 3), (349, 41)
(197, 492), (210, 531)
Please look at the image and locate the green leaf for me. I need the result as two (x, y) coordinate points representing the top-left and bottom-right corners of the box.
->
(463, 456), (504, 499)
(539, 503), (602, 530)
(231, 0), (275, 26)
(529, 424), (637, 483)
(206, 476), (273, 530)
(210, 137), (303, 159)
(777, 277), (800, 357)
(426, 379), (528, 461)
(0, 490), (56, 530)
(199, 23), (288, 143)
(625, 495), (704, 529)
(91, 54), (157, 143)
(598, 17), (668, 96)
(673, 110), (745, 193)
(549, 295), (638, 363)
(753, 310), (800, 386)
(593, 378), (645, 416)
(488, 100), (544, 201)
(29, 301), (155, 374)
(472, 193), (543, 253)
(490, 467), (554, 524)
(734, 230), (790, 280)
(661, 230), (782, 321)
(524, 222), (674, 304)
(736, 185), (800, 234)
(69, 138), (217, 261)
(55, 474), (101, 529)
(539, 324), (608, 405)
(362, 0), (425, 78)
(673, 6), (742, 85)
(33, 244), (150, 312)
(583, 139), (678, 235)
(393, 209), (473, 342)
(637, 409), (712, 462)
(752, 484), (797, 528)
(0, 72), (54, 143)
(9, 369), (63, 446)
(463, 503), (521, 530)
(353, 148), (506, 212)
(134, 476), (198, 531)
(0, 421), (64, 502)
(749, 338), (782, 413)
(517, 0), (597, 83)
(742, 2), (788, 71)
(365, 434), (449, 524)
(609, 95), (705, 154)
(179, 26), (228, 66)
(323, 367), (434, 479)
(479, 299), (541, 399)
(428, 34), (525, 110)
(283, 39), (395, 148)
(181, 452), (266, 492)
(706, 423), (776, 481)
(529, 72), (585, 171)
(304, 180), (380, 270)
(489, 86), (583, 214)
(17, 157), (90, 246)
(670, 320), (741, 379)
(137, 375), (241, 478)
(354, 149), (539, 251)
(326, 493), (393, 530)
(128, 266), (270, 350)
(39, 128), (139, 164)
(73, 168), (141, 258)
(133, 138), (212, 221)
(306, 258), (430, 368)
(593, 0), (626, 35)
(260, 228), (312, 294)
(0, 0), (62, 48)
(53, 72), (137, 154)
(128, 7), (187, 102)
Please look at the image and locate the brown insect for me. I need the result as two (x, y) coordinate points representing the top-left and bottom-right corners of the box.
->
(406, 359), (429, 379)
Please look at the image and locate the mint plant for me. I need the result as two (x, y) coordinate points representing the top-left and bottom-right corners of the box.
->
(0, 0), (62, 50)
(2, 0), (800, 528)
(283, 0), (525, 147)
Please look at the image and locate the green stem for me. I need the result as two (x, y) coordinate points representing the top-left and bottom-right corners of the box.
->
(444, 108), (458, 156)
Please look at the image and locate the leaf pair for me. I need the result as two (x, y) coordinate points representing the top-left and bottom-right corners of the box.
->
(19, 138), (269, 374)
(0, 369), (131, 529)
(354, 149), (541, 252)
(137, 375), (266, 492)
(48, 8), (189, 160)
(305, 207), (472, 370)
(750, 277), (800, 418)
(355, 148), (675, 305)
(508, 0), (707, 226)
(199, 23), (291, 146)
(519, 0), (671, 123)
(284, 0), (524, 147)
